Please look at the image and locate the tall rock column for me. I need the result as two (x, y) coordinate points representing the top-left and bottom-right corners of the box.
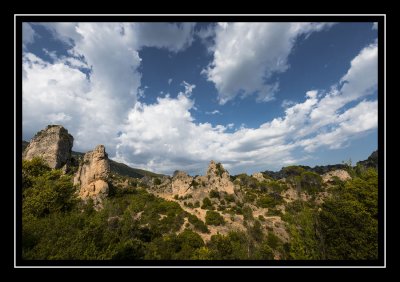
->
(73, 145), (110, 209)
(23, 125), (74, 169)
(206, 160), (235, 194)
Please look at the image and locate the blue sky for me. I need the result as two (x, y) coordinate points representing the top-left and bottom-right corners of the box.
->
(22, 22), (378, 175)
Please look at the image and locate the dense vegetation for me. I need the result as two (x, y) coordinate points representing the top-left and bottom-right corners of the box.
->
(21, 157), (378, 260)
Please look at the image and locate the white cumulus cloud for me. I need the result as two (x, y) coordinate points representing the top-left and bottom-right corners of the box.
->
(114, 42), (377, 175)
(203, 22), (334, 104)
(23, 23), (377, 175)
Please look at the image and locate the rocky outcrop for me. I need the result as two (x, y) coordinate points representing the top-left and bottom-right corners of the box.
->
(171, 171), (193, 195)
(322, 169), (351, 183)
(74, 145), (110, 208)
(252, 172), (266, 182)
(23, 125), (73, 169)
(205, 160), (234, 194)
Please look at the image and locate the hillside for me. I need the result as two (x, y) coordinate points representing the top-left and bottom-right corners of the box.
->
(21, 126), (378, 261)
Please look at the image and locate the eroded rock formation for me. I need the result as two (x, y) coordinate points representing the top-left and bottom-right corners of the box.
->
(205, 160), (235, 194)
(23, 125), (73, 169)
(74, 145), (110, 208)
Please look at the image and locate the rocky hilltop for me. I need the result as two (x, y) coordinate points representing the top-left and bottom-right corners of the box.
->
(23, 125), (73, 169)
(171, 160), (234, 196)
(74, 145), (111, 208)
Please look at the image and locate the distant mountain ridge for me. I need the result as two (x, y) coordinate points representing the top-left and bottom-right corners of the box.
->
(262, 150), (378, 180)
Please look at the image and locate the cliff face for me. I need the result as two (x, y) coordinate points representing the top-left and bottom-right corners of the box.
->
(23, 125), (73, 169)
(73, 145), (110, 208)
(171, 171), (193, 195)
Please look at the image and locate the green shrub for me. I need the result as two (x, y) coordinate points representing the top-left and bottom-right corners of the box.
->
(267, 208), (282, 216)
(209, 190), (220, 199)
(225, 194), (235, 203)
(256, 193), (283, 208)
(153, 178), (162, 185)
(201, 197), (214, 210)
(205, 211), (225, 226)
(242, 205), (254, 221)
(191, 180), (199, 188)
(299, 171), (323, 195)
(188, 214), (209, 233)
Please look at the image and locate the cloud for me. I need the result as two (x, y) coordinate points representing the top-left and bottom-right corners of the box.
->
(206, 110), (221, 115)
(23, 23), (142, 153)
(180, 81), (196, 97)
(281, 99), (295, 108)
(372, 22), (378, 30)
(24, 23), (197, 154)
(115, 42), (377, 175)
(203, 23), (334, 104)
(168, 78), (173, 85)
(23, 23), (377, 175)
(23, 53), (90, 142)
(23, 23), (36, 46)
(132, 23), (196, 52)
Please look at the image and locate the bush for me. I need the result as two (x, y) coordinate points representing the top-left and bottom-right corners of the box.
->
(191, 180), (199, 188)
(205, 211), (225, 226)
(256, 193), (283, 209)
(209, 190), (220, 199)
(225, 194), (235, 203)
(242, 205), (253, 221)
(194, 201), (200, 208)
(188, 214), (209, 233)
(201, 197), (214, 210)
(153, 178), (162, 185)
(299, 171), (323, 195)
(267, 208), (282, 216)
